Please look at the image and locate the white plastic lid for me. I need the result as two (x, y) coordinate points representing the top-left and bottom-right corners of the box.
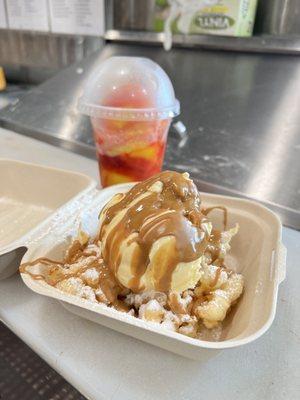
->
(77, 56), (180, 121)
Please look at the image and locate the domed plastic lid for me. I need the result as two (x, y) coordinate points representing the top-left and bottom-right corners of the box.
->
(78, 56), (180, 121)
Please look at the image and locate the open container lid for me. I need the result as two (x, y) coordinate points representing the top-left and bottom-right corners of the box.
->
(0, 159), (96, 280)
(77, 56), (180, 121)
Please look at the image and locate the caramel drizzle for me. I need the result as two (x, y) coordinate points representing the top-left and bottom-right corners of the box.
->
(202, 206), (228, 230)
(202, 205), (229, 263)
(99, 171), (211, 293)
(210, 266), (223, 288)
(19, 241), (122, 306)
(20, 257), (64, 281)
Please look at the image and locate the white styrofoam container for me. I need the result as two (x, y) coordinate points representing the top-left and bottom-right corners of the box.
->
(20, 182), (286, 360)
(0, 159), (96, 279)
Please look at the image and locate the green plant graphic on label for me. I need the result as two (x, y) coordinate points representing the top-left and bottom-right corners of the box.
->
(194, 14), (235, 30)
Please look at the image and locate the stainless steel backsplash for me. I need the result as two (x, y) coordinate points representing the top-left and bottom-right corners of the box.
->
(0, 0), (299, 83)
(111, 0), (157, 31)
(256, 0), (300, 35)
(111, 0), (300, 36)
(0, 30), (103, 83)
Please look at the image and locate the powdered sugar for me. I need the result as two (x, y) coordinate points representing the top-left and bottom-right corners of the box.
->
(139, 299), (165, 323)
(125, 291), (167, 309)
(81, 268), (100, 285)
(79, 285), (96, 302)
(144, 299), (163, 312)
(57, 277), (84, 293)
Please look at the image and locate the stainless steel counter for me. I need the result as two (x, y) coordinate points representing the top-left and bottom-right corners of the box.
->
(0, 43), (299, 229)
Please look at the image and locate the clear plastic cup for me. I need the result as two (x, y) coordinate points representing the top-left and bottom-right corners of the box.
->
(78, 56), (180, 187)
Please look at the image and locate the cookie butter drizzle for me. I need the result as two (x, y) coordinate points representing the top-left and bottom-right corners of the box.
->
(99, 171), (212, 293)
(201, 206), (229, 286)
(20, 241), (125, 308)
(20, 171), (229, 302)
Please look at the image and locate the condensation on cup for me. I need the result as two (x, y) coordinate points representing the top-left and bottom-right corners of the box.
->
(78, 57), (180, 187)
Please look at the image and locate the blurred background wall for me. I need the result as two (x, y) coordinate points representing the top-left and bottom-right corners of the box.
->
(0, 0), (300, 84)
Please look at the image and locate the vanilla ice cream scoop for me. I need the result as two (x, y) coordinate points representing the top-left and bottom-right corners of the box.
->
(98, 171), (212, 293)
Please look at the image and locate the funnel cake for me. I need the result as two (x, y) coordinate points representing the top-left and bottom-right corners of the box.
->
(20, 171), (244, 339)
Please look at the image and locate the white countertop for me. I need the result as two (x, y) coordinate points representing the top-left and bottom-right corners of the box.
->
(0, 128), (299, 400)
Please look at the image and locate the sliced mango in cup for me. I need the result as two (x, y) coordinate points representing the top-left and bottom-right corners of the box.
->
(128, 145), (158, 160)
(101, 170), (134, 187)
